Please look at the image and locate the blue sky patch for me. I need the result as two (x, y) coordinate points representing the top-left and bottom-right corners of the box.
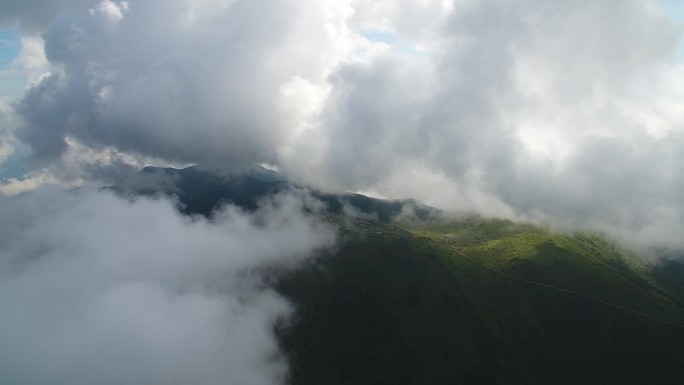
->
(0, 29), (21, 68)
(0, 29), (29, 100)
(663, 0), (684, 58)
(0, 142), (31, 180)
(361, 29), (420, 55)
(664, 0), (684, 21)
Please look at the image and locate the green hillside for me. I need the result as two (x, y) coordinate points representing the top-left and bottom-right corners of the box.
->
(125, 167), (684, 384)
(276, 216), (684, 385)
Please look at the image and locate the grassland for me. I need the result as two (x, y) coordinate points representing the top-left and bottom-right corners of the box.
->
(276, 214), (684, 385)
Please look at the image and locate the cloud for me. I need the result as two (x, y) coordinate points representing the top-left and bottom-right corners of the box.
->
(16, 0), (354, 171)
(0, 100), (15, 164)
(0, 0), (94, 33)
(7, 0), (684, 249)
(283, 0), (684, 249)
(0, 188), (335, 385)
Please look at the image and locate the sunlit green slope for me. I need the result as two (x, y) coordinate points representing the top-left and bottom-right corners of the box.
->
(123, 167), (684, 384)
(276, 216), (684, 385)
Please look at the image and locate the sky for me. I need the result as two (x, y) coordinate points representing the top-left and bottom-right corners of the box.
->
(1, 0), (684, 383)
(0, 30), (22, 84)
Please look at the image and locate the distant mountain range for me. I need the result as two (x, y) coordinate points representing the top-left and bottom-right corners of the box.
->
(131, 165), (436, 221)
(120, 166), (684, 385)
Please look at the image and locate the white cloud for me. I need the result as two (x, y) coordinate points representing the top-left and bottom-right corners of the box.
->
(0, 188), (335, 385)
(280, 0), (684, 249)
(4, 0), (684, 250)
(0, 34), (49, 101)
(14, 36), (50, 84)
(90, 1), (128, 23)
(0, 100), (20, 175)
(16, 0), (357, 170)
(0, 143), (13, 168)
(0, 170), (64, 196)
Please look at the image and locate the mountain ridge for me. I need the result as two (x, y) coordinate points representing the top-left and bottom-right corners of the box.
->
(122, 166), (684, 384)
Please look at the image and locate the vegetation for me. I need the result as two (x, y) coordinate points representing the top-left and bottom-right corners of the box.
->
(276, 218), (684, 384)
(128, 167), (684, 384)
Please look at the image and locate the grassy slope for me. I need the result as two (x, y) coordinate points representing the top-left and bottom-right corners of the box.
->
(125, 169), (684, 383)
(276, 216), (684, 385)
(413, 216), (684, 324)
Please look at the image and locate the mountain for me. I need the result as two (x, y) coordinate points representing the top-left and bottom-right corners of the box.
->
(134, 165), (435, 221)
(124, 167), (684, 384)
(277, 217), (684, 385)
(136, 165), (288, 215)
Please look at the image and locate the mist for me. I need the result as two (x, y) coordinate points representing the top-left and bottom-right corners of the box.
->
(0, 188), (335, 385)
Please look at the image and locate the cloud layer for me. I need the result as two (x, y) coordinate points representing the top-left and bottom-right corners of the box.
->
(15, 0), (352, 171)
(0, 0), (93, 33)
(4, 0), (684, 249)
(0, 188), (334, 385)
(1, 1), (684, 382)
